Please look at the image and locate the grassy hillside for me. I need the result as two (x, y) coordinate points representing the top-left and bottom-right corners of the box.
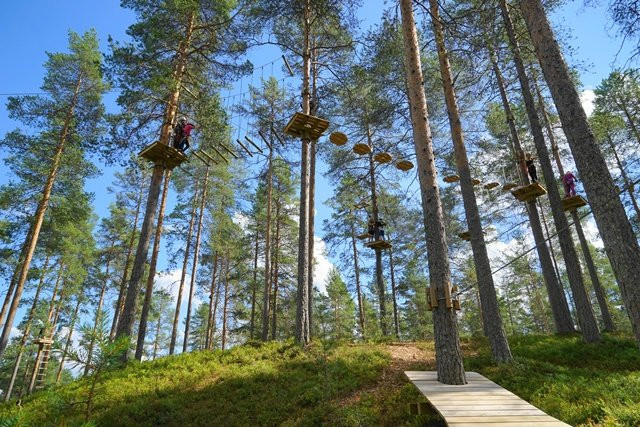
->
(1, 335), (638, 426)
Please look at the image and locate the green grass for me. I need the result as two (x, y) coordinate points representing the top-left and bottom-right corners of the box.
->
(1, 334), (638, 426)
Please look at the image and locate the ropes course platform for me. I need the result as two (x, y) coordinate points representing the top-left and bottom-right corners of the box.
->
(511, 182), (547, 202)
(139, 141), (187, 169)
(356, 233), (373, 240)
(365, 240), (392, 250)
(283, 112), (329, 140)
(405, 371), (569, 426)
(561, 195), (587, 211)
(458, 231), (471, 241)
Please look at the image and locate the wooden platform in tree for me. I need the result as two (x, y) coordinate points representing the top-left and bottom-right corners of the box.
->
(365, 240), (392, 250)
(562, 195), (587, 211)
(33, 338), (53, 345)
(283, 112), (329, 140)
(356, 233), (373, 240)
(511, 182), (547, 202)
(458, 231), (471, 241)
(138, 141), (187, 169)
(405, 371), (570, 426)
(330, 131), (348, 146)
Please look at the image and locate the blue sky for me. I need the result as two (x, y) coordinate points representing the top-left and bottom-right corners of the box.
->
(0, 1), (634, 354)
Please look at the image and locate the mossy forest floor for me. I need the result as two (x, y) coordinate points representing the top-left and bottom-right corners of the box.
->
(0, 334), (638, 426)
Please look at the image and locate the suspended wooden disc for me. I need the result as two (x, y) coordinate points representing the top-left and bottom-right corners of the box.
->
(329, 131), (348, 146)
(443, 175), (460, 183)
(484, 182), (500, 190)
(374, 152), (392, 163)
(472, 179), (481, 186)
(353, 143), (372, 155)
(396, 160), (414, 171)
(502, 182), (518, 191)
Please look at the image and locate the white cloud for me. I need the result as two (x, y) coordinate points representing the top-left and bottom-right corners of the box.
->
(312, 236), (334, 295)
(580, 89), (596, 118)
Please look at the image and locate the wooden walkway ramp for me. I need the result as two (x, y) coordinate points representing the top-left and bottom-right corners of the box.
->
(405, 371), (570, 426)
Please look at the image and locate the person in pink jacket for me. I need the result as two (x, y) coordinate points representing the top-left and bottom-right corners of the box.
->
(172, 117), (195, 152)
(562, 171), (578, 198)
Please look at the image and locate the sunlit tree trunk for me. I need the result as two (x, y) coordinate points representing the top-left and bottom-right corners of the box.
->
(261, 143), (274, 341)
(205, 253), (219, 350)
(56, 297), (82, 383)
(221, 258), (230, 350)
(350, 224), (365, 339)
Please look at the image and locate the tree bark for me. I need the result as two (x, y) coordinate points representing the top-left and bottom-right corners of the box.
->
(388, 245), (400, 339)
(152, 316), (162, 360)
(501, 0), (600, 342)
(431, 0), (512, 362)
(295, 0), (312, 345)
(399, 0), (466, 384)
(221, 259), (230, 350)
(0, 234), (31, 332)
(350, 224), (366, 339)
(85, 273), (109, 376)
(115, 14), (195, 360)
(111, 175), (145, 340)
(183, 165), (209, 353)
(606, 134), (640, 220)
(134, 170), (171, 360)
(520, 0), (640, 344)
(55, 297), (81, 383)
(270, 205), (281, 340)
(169, 178), (199, 354)
(249, 231), (259, 339)
(4, 256), (51, 401)
(0, 76), (82, 358)
(205, 253), (219, 349)
(488, 43), (575, 333)
(261, 144), (274, 341)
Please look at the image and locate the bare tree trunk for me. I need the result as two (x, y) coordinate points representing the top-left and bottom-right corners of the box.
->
(115, 14), (195, 360)
(4, 256), (51, 401)
(183, 165), (210, 353)
(111, 175), (145, 340)
(502, 0), (600, 343)
(606, 134), (640, 220)
(56, 297), (81, 383)
(399, 0), (466, 384)
(350, 224), (365, 338)
(308, 44), (319, 337)
(85, 280), (108, 376)
(261, 145), (274, 341)
(519, 0), (640, 344)
(209, 263), (224, 349)
(135, 170), (172, 361)
(431, 0), (512, 362)
(205, 253), (219, 350)
(221, 259), (230, 350)
(488, 43), (574, 333)
(295, 0), (312, 345)
(0, 77), (82, 358)
(388, 245), (400, 339)
(169, 179), (199, 354)
(152, 317), (162, 360)
(271, 207), (281, 340)
(249, 232), (259, 339)
(365, 122), (388, 336)
(0, 235), (31, 331)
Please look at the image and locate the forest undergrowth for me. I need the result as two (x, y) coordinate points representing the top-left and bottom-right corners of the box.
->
(0, 334), (637, 426)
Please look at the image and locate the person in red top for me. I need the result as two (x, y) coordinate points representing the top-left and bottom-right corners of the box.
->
(172, 117), (195, 152)
(562, 171), (578, 198)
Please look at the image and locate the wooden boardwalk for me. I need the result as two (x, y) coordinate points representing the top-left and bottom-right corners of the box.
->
(405, 371), (570, 426)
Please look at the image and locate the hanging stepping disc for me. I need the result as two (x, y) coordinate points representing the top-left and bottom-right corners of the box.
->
(329, 131), (348, 146)
(472, 178), (481, 186)
(484, 182), (500, 190)
(353, 143), (372, 155)
(502, 182), (518, 191)
(443, 175), (460, 183)
(374, 152), (393, 163)
(396, 160), (414, 171)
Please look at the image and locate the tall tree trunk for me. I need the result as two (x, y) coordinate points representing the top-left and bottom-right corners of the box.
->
(84, 280), (108, 376)
(308, 43), (319, 337)
(399, 0), (466, 384)
(183, 165), (209, 353)
(501, 0), (600, 342)
(4, 256), (51, 401)
(135, 170), (172, 360)
(0, 234), (32, 331)
(221, 259), (230, 350)
(295, 0), (312, 345)
(115, 14), (195, 360)
(261, 145), (274, 341)
(0, 77), (82, 358)
(55, 297), (81, 383)
(205, 253), (219, 349)
(209, 263), (224, 349)
(111, 175), (145, 340)
(533, 71), (615, 332)
(488, 43), (574, 333)
(152, 317), (162, 360)
(365, 122), (388, 336)
(519, 0), (640, 344)
(431, 0), (512, 362)
(388, 245), (400, 339)
(169, 178), (199, 354)
(350, 224), (366, 338)
(606, 134), (640, 220)
(249, 231), (259, 339)
(270, 206), (281, 340)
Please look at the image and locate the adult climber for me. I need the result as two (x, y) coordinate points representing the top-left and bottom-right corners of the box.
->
(525, 153), (538, 183)
(172, 116), (195, 152)
(562, 171), (578, 198)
